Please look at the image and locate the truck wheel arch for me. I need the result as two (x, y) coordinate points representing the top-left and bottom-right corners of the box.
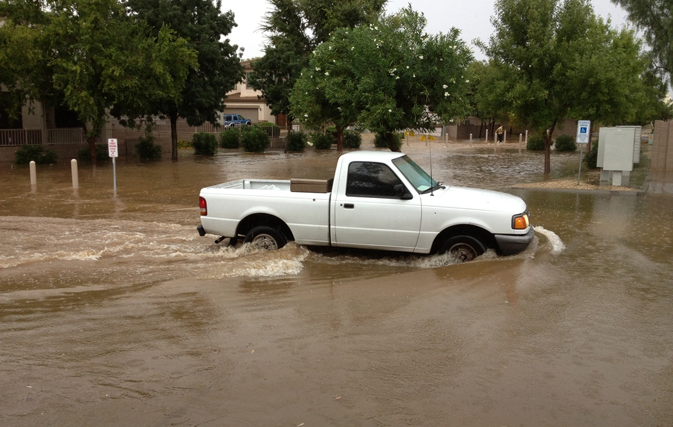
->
(431, 224), (496, 255)
(236, 213), (294, 242)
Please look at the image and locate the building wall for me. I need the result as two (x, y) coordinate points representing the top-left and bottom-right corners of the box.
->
(652, 120), (673, 171)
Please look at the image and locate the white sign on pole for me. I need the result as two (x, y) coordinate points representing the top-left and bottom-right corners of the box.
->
(108, 138), (118, 193)
(576, 120), (591, 144)
(108, 138), (119, 157)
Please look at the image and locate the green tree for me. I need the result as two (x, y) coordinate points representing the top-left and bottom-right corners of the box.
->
(290, 6), (473, 151)
(249, 0), (385, 131)
(2, 0), (197, 164)
(0, 19), (41, 119)
(124, 0), (244, 161)
(481, 0), (660, 173)
(610, 0), (673, 82)
(466, 60), (513, 138)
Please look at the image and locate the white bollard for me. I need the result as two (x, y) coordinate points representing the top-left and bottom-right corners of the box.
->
(71, 159), (79, 189)
(525, 129), (529, 145)
(519, 133), (523, 153)
(469, 133), (473, 145)
(29, 161), (36, 187)
(485, 129), (489, 143)
(504, 130), (507, 144)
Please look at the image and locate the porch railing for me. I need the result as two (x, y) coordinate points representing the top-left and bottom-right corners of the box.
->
(0, 129), (42, 146)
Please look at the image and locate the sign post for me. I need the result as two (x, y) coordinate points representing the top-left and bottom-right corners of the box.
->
(108, 138), (119, 193)
(576, 120), (591, 184)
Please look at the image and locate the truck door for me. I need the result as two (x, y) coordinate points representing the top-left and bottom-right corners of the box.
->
(332, 161), (422, 252)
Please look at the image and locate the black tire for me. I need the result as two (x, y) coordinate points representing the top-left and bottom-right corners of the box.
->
(438, 235), (485, 262)
(243, 226), (287, 251)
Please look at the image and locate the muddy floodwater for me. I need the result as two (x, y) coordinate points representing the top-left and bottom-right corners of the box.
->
(1, 141), (672, 426)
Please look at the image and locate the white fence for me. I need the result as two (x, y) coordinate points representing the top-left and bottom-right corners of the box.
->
(0, 129), (42, 146)
(0, 128), (85, 146)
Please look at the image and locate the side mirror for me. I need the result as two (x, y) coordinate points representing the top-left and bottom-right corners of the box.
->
(394, 184), (413, 200)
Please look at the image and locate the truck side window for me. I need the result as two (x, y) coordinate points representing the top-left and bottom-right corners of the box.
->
(346, 162), (404, 198)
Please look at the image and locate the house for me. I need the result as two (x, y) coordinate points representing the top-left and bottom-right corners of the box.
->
(221, 61), (276, 125)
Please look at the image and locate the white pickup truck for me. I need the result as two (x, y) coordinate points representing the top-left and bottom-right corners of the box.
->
(197, 151), (533, 261)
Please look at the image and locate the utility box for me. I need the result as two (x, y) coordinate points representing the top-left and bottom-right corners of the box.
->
(617, 125), (642, 164)
(598, 127), (635, 186)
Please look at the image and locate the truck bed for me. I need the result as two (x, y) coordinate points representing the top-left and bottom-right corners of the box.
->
(205, 179), (333, 193)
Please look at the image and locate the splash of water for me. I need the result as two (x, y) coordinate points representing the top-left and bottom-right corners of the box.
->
(534, 226), (565, 254)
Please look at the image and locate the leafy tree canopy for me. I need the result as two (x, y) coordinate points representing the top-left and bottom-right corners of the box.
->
(124, 0), (243, 160)
(249, 0), (386, 127)
(290, 6), (473, 151)
(610, 0), (673, 82)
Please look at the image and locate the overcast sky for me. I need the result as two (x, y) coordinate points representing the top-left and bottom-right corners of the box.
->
(226, 0), (631, 60)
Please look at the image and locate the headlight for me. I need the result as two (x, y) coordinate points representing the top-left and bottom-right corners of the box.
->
(512, 212), (530, 230)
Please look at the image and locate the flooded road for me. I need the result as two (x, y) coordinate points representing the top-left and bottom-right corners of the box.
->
(1, 140), (672, 426)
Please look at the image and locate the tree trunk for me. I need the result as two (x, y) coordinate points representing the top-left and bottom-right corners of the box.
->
(543, 122), (557, 175)
(170, 112), (178, 162)
(336, 126), (344, 152)
(83, 124), (97, 166)
(286, 116), (293, 132)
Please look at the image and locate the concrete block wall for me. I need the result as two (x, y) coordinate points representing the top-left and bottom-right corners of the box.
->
(652, 121), (673, 170)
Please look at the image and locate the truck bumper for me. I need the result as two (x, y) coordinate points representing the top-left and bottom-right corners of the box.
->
(495, 227), (535, 256)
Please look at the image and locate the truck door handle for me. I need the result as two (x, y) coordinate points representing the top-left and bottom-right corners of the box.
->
(344, 203), (354, 209)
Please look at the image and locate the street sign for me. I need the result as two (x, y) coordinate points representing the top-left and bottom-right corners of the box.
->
(108, 138), (119, 157)
(576, 120), (591, 185)
(576, 120), (591, 144)
(108, 138), (118, 193)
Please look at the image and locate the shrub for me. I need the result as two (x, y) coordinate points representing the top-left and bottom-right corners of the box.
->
(192, 132), (218, 155)
(527, 135), (545, 151)
(326, 126), (337, 136)
(554, 134), (577, 152)
(177, 140), (192, 149)
(15, 144), (57, 165)
(343, 130), (362, 149)
(254, 122), (280, 138)
(78, 144), (110, 163)
(219, 128), (240, 149)
(584, 141), (599, 169)
(313, 133), (335, 150)
(240, 127), (270, 152)
(374, 131), (402, 150)
(286, 130), (307, 152)
(136, 134), (162, 161)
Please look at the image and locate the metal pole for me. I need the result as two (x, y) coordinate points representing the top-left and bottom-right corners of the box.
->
(577, 144), (584, 185)
(485, 129), (488, 143)
(113, 157), (117, 193)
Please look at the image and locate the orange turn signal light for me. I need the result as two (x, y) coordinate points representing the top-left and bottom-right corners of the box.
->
(512, 213), (530, 230)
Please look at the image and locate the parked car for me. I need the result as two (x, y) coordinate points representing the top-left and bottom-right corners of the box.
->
(197, 151), (534, 262)
(223, 114), (252, 127)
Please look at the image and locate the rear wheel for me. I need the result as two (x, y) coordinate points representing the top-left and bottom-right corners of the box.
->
(438, 235), (485, 262)
(244, 226), (287, 251)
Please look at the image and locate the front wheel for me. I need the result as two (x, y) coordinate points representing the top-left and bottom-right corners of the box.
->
(244, 226), (287, 251)
(438, 235), (485, 262)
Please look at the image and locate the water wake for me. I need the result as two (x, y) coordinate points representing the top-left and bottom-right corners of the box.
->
(534, 226), (565, 254)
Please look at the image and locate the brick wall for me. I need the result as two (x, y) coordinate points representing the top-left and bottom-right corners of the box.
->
(652, 121), (673, 170)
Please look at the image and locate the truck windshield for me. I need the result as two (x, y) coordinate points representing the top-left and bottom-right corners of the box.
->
(392, 155), (439, 193)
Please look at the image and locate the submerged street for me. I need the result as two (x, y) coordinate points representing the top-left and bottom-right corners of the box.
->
(1, 141), (672, 426)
